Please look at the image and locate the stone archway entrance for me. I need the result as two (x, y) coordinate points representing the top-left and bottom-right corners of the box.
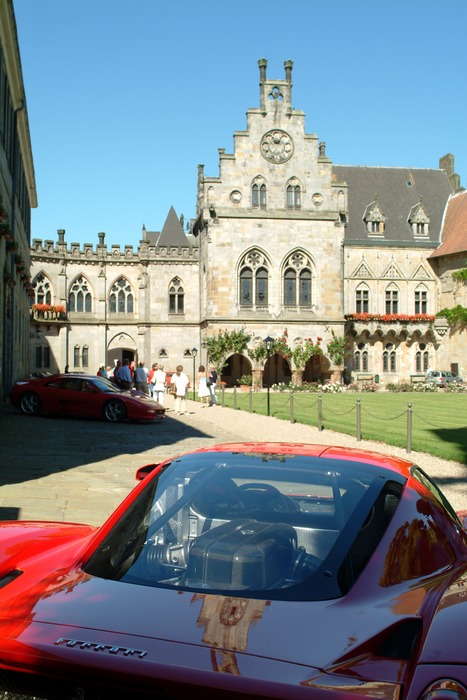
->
(107, 332), (137, 370)
(263, 353), (291, 387)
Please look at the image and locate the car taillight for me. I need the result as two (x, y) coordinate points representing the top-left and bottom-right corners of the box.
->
(419, 679), (467, 700)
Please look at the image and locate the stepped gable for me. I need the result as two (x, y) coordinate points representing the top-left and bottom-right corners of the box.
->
(145, 206), (196, 249)
(430, 190), (467, 258)
(333, 165), (452, 245)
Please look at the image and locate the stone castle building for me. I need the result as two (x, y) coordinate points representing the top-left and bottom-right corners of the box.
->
(28, 59), (466, 387)
(0, 0), (37, 401)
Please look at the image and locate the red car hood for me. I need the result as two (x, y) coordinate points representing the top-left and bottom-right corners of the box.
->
(0, 566), (437, 693)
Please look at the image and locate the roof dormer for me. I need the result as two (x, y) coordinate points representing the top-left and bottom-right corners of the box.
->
(408, 199), (430, 238)
(363, 195), (386, 236)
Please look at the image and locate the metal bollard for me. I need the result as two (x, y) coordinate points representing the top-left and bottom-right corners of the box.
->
(318, 394), (323, 431)
(407, 403), (412, 453)
(356, 399), (361, 441)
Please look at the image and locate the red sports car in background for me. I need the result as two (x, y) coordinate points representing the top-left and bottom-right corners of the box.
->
(0, 442), (465, 699)
(9, 373), (165, 423)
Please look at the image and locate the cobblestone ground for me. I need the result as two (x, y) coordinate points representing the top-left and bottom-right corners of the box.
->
(1, 399), (465, 526)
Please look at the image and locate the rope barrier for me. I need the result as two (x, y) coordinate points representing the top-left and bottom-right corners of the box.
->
(360, 404), (407, 421)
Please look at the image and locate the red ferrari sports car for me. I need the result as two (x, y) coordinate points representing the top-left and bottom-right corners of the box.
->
(0, 442), (466, 699)
(9, 373), (165, 423)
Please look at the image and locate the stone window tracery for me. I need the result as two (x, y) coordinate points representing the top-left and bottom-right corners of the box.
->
(32, 273), (52, 306)
(282, 251), (312, 307)
(69, 275), (92, 313)
(109, 277), (134, 314)
(239, 250), (269, 308)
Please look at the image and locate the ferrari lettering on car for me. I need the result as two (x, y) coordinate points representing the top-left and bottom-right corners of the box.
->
(54, 638), (148, 658)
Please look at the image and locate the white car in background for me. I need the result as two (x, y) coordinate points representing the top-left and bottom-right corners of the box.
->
(425, 369), (463, 386)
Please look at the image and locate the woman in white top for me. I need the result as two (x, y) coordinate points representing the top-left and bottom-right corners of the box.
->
(197, 365), (211, 406)
(153, 363), (167, 405)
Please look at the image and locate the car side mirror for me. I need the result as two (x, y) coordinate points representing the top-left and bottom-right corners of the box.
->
(135, 463), (159, 481)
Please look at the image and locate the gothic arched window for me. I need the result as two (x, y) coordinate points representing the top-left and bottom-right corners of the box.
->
(169, 277), (184, 314)
(32, 273), (52, 306)
(283, 251), (312, 307)
(383, 343), (397, 372)
(354, 342), (369, 372)
(239, 250), (269, 308)
(251, 177), (267, 209)
(415, 343), (429, 372)
(69, 276), (92, 313)
(109, 277), (134, 314)
(286, 179), (301, 209)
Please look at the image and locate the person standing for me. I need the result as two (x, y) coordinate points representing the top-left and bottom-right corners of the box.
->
(169, 365), (190, 415)
(153, 363), (167, 405)
(147, 362), (157, 397)
(208, 365), (218, 406)
(134, 361), (150, 394)
(116, 359), (132, 390)
(197, 365), (211, 407)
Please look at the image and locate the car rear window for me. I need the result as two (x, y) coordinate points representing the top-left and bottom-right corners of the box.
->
(84, 452), (405, 601)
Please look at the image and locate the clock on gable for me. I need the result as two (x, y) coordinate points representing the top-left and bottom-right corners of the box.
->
(260, 129), (294, 163)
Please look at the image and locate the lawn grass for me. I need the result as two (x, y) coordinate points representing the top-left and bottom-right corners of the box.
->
(218, 390), (467, 463)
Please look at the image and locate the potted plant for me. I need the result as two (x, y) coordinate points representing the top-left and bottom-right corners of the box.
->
(237, 374), (252, 391)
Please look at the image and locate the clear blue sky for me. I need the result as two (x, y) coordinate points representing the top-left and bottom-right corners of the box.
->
(14, 0), (466, 248)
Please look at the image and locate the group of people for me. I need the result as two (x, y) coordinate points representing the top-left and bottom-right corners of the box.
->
(97, 359), (219, 414)
(169, 364), (218, 415)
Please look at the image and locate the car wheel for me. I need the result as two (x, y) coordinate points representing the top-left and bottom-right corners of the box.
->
(103, 399), (127, 423)
(19, 391), (41, 416)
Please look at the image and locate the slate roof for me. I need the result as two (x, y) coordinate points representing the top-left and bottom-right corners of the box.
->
(429, 190), (467, 258)
(333, 165), (453, 246)
(145, 206), (197, 248)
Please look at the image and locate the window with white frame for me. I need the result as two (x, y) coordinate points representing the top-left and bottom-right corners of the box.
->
(414, 285), (428, 314)
(385, 284), (399, 314)
(355, 284), (370, 313)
